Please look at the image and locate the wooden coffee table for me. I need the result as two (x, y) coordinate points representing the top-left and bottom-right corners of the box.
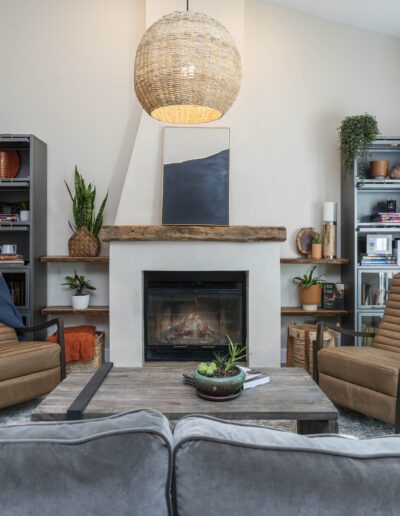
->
(31, 367), (338, 434)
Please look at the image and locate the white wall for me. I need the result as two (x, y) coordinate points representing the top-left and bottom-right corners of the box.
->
(116, 0), (400, 359)
(0, 0), (145, 342)
(1, 0), (400, 359)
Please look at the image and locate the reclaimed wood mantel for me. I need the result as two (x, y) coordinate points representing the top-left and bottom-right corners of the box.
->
(100, 225), (287, 243)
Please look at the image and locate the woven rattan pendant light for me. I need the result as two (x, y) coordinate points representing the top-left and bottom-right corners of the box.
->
(134, 2), (242, 124)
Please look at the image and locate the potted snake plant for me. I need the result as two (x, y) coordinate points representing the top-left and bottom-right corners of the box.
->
(293, 266), (325, 311)
(65, 167), (108, 257)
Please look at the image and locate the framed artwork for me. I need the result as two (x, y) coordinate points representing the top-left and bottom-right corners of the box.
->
(162, 127), (230, 225)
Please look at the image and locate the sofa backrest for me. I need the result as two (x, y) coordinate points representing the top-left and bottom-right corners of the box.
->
(173, 415), (400, 516)
(372, 273), (400, 353)
(0, 409), (173, 516)
(0, 323), (18, 346)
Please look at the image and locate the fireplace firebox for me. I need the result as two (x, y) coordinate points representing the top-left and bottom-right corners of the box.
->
(144, 271), (247, 361)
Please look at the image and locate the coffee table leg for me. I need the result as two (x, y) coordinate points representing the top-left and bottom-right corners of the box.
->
(297, 419), (338, 435)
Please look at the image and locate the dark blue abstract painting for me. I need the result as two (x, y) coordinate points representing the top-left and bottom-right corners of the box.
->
(162, 149), (229, 225)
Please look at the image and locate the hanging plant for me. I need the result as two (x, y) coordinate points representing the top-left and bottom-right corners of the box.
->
(338, 113), (379, 176)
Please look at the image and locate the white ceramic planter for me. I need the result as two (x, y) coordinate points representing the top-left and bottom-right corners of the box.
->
(72, 294), (90, 309)
(302, 303), (318, 311)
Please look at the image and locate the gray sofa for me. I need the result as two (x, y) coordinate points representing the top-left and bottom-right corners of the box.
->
(1, 410), (400, 516)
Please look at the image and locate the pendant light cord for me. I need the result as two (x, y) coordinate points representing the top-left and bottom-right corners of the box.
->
(187, 0), (189, 11)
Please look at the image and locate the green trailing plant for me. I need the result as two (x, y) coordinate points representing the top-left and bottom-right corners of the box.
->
(198, 336), (246, 378)
(65, 166), (108, 237)
(293, 266), (325, 288)
(338, 113), (379, 176)
(312, 232), (321, 244)
(62, 270), (96, 296)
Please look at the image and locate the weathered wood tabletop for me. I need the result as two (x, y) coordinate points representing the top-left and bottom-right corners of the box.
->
(32, 367), (338, 434)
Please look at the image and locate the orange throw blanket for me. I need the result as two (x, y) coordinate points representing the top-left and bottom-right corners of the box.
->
(48, 325), (96, 363)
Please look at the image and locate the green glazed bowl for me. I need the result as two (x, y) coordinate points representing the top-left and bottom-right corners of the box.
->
(194, 368), (245, 397)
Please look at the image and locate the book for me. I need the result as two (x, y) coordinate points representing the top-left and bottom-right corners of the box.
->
(239, 367), (270, 390)
(322, 283), (344, 309)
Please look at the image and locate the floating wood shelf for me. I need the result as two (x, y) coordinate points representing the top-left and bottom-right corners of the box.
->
(41, 306), (109, 316)
(281, 258), (349, 265)
(281, 307), (348, 317)
(41, 256), (109, 264)
(101, 225), (287, 243)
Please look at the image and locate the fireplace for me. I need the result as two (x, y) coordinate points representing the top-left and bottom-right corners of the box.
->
(144, 271), (247, 361)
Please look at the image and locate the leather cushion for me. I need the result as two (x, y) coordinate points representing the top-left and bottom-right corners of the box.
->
(0, 341), (60, 382)
(372, 275), (400, 352)
(318, 346), (400, 397)
(319, 373), (396, 425)
(0, 323), (18, 346)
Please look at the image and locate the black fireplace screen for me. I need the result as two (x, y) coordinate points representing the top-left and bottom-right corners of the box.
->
(144, 271), (246, 361)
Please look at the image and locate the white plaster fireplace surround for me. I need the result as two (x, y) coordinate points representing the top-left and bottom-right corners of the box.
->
(103, 226), (286, 368)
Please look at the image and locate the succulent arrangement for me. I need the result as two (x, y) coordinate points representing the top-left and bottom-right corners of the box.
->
(65, 167), (108, 237)
(312, 232), (321, 244)
(338, 113), (379, 176)
(293, 266), (324, 288)
(62, 271), (96, 296)
(198, 336), (246, 378)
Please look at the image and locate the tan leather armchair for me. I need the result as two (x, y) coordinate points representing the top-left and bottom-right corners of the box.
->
(0, 319), (65, 410)
(314, 274), (400, 433)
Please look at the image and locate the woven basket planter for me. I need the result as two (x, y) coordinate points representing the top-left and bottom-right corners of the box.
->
(66, 331), (105, 374)
(68, 227), (100, 257)
(134, 11), (242, 124)
(289, 324), (337, 376)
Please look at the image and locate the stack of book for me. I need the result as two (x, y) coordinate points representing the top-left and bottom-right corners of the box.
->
(0, 255), (25, 265)
(372, 212), (400, 224)
(0, 214), (18, 223)
(360, 255), (395, 266)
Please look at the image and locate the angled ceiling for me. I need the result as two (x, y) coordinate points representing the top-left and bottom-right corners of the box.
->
(265, 0), (400, 38)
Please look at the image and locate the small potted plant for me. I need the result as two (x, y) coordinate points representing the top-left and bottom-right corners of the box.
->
(311, 232), (322, 260)
(194, 337), (246, 399)
(19, 201), (30, 222)
(293, 266), (324, 311)
(62, 271), (96, 309)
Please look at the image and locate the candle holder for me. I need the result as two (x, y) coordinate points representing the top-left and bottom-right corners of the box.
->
(322, 202), (337, 259)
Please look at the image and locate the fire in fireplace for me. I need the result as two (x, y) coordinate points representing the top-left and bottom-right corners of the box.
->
(144, 271), (246, 361)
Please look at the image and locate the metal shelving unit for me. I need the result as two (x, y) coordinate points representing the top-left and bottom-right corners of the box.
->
(0, 134), (47, 326)
(341, 136), (400, 344)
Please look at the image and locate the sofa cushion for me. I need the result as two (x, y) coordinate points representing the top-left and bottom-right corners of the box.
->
(318, 346), (400, 397)
(173, 415), (400, 516)
(0, 341), (61, 382)
(0, 409), (173, 516)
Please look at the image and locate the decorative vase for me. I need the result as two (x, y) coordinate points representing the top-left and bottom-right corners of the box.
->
(370, 160), (389, 178)
(68, 227), (100, 257)
(311, 243), (322, 260)
(72, 294), (90, 310)
(390, 164), (400, 179)
(299, 284), (321, 311)
(19, 210), (30, 222)
(194, 368), (245, 397)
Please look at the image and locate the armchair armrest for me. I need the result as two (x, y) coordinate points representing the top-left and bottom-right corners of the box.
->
(312, 322), (375, 383)
(16, 319), (66, 380)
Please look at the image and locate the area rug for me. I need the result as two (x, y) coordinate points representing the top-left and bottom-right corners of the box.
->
(0, 400), (394, 437)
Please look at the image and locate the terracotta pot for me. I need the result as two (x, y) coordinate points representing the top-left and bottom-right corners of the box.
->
(299, 284), (321, 311)
(370, 160), (389, 178)
(311, 243), (322, 260)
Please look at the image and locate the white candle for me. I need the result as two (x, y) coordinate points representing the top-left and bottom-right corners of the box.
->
(323, 202), (337, 222)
